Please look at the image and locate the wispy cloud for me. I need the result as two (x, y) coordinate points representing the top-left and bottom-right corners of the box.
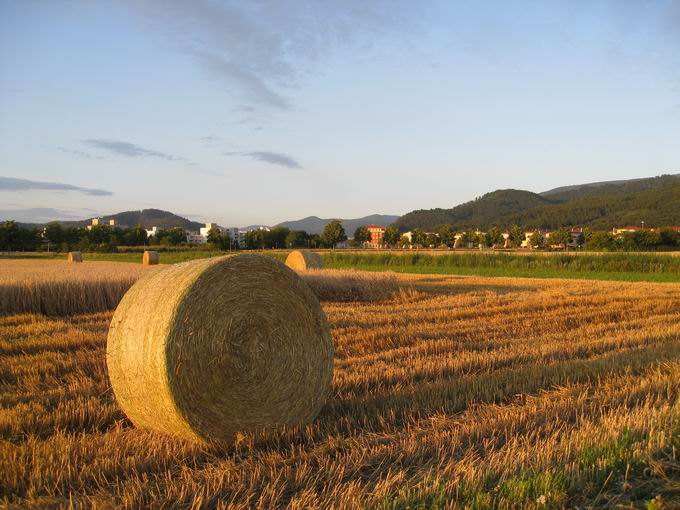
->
(121, 0), (420, 110)
(0, 207), (85, 223)
(57, 146), (105, 160)
(197, 135), (222, 148)
(83, 139), (180, 160)
(0, 176), (113, 196)
(224, 150), (302, 169)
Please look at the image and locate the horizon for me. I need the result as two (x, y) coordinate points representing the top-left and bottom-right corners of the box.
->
(2, 1), (680, 226)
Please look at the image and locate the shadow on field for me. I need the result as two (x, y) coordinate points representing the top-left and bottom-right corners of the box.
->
(411, 279), (536, 296)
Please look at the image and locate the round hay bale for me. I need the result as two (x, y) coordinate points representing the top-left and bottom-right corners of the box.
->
(285, 250), (324, 271)
(142, 250), (159, 265)
(106, 254), (333, 443)
(67, 251), (83, 263)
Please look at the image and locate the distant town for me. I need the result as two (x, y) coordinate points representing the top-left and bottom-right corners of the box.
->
(2, 215), (678, 253)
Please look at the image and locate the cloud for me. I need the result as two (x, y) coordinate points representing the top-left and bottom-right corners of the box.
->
(121, 0), (420, 109)
(82, 139), (180, 160)
(0, 207), (84, 223)
(224, 150), (302, 169)
(0, 176), (113, 196)
(57, 146), (105, 160)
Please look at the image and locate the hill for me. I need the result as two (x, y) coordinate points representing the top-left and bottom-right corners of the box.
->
(59, 209), (205, 230)
(540, 174), (680, 203)
(276, 214), (400, 235)
(394, 189), (554, 231)
(394, 174), (680, 231)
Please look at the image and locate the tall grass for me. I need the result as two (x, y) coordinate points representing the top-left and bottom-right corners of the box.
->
(324, 251), (680, 278)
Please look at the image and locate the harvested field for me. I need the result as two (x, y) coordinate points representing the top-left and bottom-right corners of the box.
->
(2, 274), (680, 508)
(0, 260), (158, 316)
(298, 269), (399, 302)
(0, 260), (397, 315)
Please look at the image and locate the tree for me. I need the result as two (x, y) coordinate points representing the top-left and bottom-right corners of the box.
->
(85, 225), (111, 245)
(383, 226), (400, 247)
(437, 225), (454, 248)
(352, 226), (370, 247)
(399, 234), (411, 248)
(660, 228), (680, 248)
(217, 231), (232, 251)
(308, 234), (322, 248)
(487, 227), (503, 248)
(410, 228), (426, 247)
(529, 232), (544, 249)
(588, 231), (616, 251)
(124, 226), (147, 246)
(245, 230), (263, 249)
(461, 230), (477, 247)
(425, 232), (438, 248)
(321, 220), (346, 248)
(0, 221), (21, 252)
(165, 227), (187, 246)
(266, 227), (290, 249)
(286, 230), (310, 248)
(206, 227), (223, 245)
(549, 227), (572, 249)
(509, 225), (524, 248)
(43, 222), (64, 247)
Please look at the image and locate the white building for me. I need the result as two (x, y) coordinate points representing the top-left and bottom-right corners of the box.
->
(197, 223), (252, 246)
(145, 226), (159, 238)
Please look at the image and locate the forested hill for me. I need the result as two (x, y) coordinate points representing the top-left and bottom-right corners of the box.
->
(394, 174), (680, 231)
(63, 209), (204, 230)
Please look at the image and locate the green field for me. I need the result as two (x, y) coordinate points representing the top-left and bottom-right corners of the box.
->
(5, 250), (680, 282)
(323, 252), (680, 282)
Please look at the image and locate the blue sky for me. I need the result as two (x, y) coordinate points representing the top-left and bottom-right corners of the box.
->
(1, 0), (679, 226)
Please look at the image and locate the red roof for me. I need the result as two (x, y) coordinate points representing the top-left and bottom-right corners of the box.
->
(366, 225), (385, 229)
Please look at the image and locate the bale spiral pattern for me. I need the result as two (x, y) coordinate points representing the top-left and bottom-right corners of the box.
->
(106, 254), (333, 443)
(67, 251), (83, 263)
(285, 250), (324, 271)
(142, 250), (159, 265)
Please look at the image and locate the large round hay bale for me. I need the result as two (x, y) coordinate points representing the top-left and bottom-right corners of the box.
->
(67, 251), (83, 263)
(285, 250), (323, 271)
(142, 250), (159, 265)
(106, 254), (333, 443)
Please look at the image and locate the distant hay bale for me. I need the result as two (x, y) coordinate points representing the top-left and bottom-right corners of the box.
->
(285, 250), (324, 271)
(299, 269), (400, 302)
(67, 251), (83, 263)
(107, 254), (334, 444)
(142, 250), (159, 265)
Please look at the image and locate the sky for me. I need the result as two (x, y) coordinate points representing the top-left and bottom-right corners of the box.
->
(1, 0), (679, 227)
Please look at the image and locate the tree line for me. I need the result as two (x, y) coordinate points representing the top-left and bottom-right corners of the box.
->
(2, 219), (680, 253)
(0, 219), (351, 253)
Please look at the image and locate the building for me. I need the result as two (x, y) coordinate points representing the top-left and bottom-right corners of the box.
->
(521, 230), (547, 248)
(145, 226), (159, 238)
(198, 223), (250, 246)
(199, 223), (221, 238)
(612, 226), (644, 236)
(366, 225), (385, 248)
(87, 217), (127, 230)
(185, 231), (205, 244)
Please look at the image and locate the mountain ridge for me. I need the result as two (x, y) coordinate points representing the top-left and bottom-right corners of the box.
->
(394, 174), (680, 231)
(276, 214), (401, 235)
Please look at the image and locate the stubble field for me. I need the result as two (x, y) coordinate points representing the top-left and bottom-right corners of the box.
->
(2, 262), (680, 508)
